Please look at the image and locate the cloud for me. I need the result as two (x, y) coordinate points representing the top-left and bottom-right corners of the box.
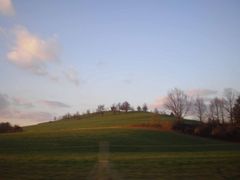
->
(17, 111), (53, 123)
(0, 93), (35, 110)
(7, 26), (59, 75)
(0, 93), (10, 110)
(0, 109), (53, 125)
(186, 89), (218, 97)
(150, 96), (168, 109)
(151, 88), (218, 110)
(0, 0), (15, 16)
(12, 97), (34, 108)
(40, 100), (70, 108)
(64, 67), (80, 86)
(0, 93), (54, 125)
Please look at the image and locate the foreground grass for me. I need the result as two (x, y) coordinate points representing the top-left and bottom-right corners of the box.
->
(0, 112), (240, 179)
(111, 151), (240, 180)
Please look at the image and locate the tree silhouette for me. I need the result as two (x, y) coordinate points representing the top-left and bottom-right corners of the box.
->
(121, 101), (130, 112)
(224, 88), (238, 124)
(194, 97), (207, 122)
(142, 103), (148, 112)
(137, 106), (142, 112)
(97, 105), (105, 115)
(233, 96), (240, 125)
(164, 88), (191, 120)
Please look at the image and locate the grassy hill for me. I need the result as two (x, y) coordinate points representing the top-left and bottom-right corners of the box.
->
(0, 112), (240, 179)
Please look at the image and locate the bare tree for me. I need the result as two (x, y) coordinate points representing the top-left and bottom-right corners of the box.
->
(208, 102), (215, 122)
(223, 88), (238, 124)
(212, 98), (220, 122)
(96, 105), (105, 115)
(86, 109), (90, 115)
(110, 104), (117, 113)
(233, 95), (240, 125)
(209, 97), (225, 123)
(142, 103), (148, 112)
(219, 98), (225, 124)
(164, 88), (191, 120)
(137, 106), (142, 112)
(121, 101), (130, 112)
(194, 97), (207, 122)
(116, 103), (121, 112)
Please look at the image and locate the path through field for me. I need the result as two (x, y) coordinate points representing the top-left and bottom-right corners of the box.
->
(87, 141), (122, 180)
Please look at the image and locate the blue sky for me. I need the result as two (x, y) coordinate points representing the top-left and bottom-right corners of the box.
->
(0, 0), (240, 125)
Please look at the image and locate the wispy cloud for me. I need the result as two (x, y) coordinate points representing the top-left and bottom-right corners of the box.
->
(64, 67), (80, 86)
(0, 93), (54, 125)
(0, 93), (10, 110)
(17, 111), (53, 123)
(151, 96), (168, 109)
(7, 26), (60, 75)
(0, 109), (53, 125)
(0, 0), (15, 16)
(151, 88), (218, 109)
(186, 89), (218, 97)
(12, 97), (34, 108)
(40, 100), (70, 108)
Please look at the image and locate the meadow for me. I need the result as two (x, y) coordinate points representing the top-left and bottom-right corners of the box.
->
(0, 112), (240, 179)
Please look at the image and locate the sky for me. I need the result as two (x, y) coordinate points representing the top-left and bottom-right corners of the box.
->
(0, 0), (240, 125)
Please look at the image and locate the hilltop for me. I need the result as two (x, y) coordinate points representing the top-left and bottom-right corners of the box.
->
(25, 112), (177, 132)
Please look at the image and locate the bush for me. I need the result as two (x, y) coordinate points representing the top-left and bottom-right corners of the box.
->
(172, 121), (197, 134)
(194, 125), (211, 136)
(172, 121), (185, 131)
(211, 126), (226, 138)
(0, 122), (23, 133)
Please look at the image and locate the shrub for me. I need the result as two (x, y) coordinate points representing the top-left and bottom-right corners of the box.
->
(172, 120), (197, 133)
(172, 121), (185, 132)
(194, 125), (211, 136)
(0, 122), (23, 133)
(211, 126), (226, 138)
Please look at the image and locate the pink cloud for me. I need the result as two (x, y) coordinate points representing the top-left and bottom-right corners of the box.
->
(12, 97), (34, 108)
(7, 26), (59, 75)
(186, 89), (218, 97)
(150, 96), (168, 109)
(0, 0), (15, 16)
(40, 100), (70, 108)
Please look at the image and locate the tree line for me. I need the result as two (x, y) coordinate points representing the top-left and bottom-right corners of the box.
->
(0, 122), (23, 133)
(60, 101), (149, 120)
(163, 88), (240, 125)
(60, 87), (240, 127)
(163, 88), (240, 140)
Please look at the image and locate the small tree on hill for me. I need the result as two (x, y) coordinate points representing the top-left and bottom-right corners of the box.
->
(142, 103), (148, 112)
(97, 105), (105, 115)
(137, 106), (142, 112)
(111, 104), (117, 114)
(121, 101), (130, 112)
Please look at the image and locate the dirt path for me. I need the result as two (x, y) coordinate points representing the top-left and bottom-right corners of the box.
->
(87, 141), (122, 180)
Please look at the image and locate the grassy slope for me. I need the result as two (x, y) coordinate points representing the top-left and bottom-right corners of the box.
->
(0, 112), (240, 179)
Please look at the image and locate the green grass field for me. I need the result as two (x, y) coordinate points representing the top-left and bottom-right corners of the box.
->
(0, 112), (240, 179)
